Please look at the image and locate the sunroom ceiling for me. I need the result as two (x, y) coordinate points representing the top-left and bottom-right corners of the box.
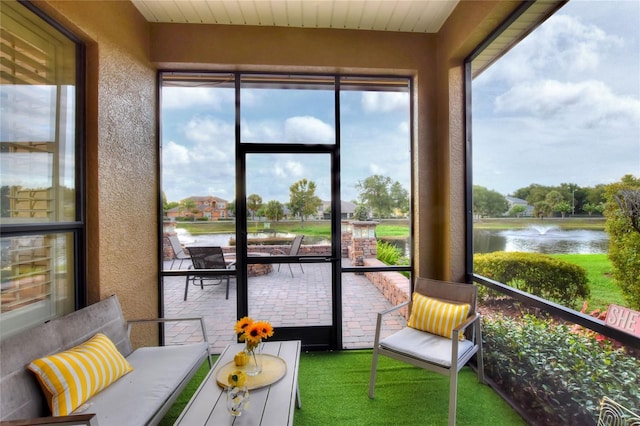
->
(131, 0), (459, 33)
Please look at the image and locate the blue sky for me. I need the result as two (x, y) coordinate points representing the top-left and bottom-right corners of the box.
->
(161, 84), (410, 204)
(473, 0), (640, 196)
(161, 0), (639, 204)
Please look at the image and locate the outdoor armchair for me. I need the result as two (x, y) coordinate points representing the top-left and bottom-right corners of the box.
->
(369, 277), (485, 426)
(184, 246), (235, 300)
(168, 235), (191, 269)
(271, 234), (305, 277)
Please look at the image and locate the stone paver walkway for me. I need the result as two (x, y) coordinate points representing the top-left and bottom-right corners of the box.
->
(162, 261), (406, 354)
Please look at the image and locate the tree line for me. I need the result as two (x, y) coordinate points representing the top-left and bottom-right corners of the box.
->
(163, 174), (410, 225)
(473, 182), (610, 218)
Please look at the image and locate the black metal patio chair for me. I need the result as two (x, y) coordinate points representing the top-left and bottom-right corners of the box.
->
(184, 246), (235, 300)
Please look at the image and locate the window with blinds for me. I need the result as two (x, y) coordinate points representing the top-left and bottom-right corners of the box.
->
(0, 0), (82, 339)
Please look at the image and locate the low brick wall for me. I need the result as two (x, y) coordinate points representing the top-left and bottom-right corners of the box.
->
(364, 258), (410, 320)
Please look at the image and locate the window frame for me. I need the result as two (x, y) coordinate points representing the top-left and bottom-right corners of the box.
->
(0, 0), (87, 332)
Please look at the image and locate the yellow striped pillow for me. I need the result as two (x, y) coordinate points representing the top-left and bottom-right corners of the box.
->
(28, 333), (133, 416)
(407, 293), (470, 339)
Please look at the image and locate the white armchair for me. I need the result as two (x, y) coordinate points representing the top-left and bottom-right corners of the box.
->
(368, 277), (485, 426)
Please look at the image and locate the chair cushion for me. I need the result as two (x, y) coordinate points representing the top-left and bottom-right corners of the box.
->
(407, 293), (470, 339)
(380, 327), (475, 368)
(27, 333), (133, 416)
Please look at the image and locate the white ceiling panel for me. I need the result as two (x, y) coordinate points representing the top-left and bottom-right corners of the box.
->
(132, 0), (460, 33)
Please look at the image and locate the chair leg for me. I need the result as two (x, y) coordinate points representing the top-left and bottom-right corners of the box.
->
(476, 322), (485, 384)
(288, 263), (293, 278)
(449, 373), (458, 426)
(368, 347), (380, 399)
(184, 276), (190, 301)
(225, 276), (230, 300)
(170, 259), (176, 269)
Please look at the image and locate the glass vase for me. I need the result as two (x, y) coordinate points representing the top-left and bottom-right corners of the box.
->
(226, 385), (250, 416)
(245, 343), (263, 376)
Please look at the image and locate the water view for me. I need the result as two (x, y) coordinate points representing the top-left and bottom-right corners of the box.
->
(175, 228), (330, 247)
(474, 225), (609, 255)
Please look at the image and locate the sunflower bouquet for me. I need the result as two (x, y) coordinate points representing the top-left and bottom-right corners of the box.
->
(233, 317), (274, 375)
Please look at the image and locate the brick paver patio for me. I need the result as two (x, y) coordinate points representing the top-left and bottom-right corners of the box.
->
(162, 260), (406, 354)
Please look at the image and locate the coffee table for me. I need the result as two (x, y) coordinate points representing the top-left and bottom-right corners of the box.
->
(175, 340), (301, 425)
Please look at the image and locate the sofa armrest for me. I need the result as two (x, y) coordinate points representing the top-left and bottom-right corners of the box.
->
(0, 414), (98, 426)
(127, 317), (212, 367)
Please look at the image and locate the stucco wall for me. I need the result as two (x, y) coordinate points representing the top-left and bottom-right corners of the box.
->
(35, 0), (159, 347)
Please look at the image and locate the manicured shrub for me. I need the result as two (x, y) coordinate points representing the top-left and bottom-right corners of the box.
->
(483, 314), (640, 425)
(474, 251), (589, 309)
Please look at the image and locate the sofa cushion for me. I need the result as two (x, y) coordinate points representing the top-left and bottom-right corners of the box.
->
(74, 342), (208, 426)
(407, 293), (470, 339)
(27, 333), (133, 416)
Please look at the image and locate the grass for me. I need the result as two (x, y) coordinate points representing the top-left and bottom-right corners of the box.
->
(176, 219), (410, 238)
(160, 351), (524, 426)
(551, 253), (625, 312)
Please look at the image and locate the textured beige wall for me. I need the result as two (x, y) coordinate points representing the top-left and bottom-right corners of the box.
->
(35, 0), (159, 346)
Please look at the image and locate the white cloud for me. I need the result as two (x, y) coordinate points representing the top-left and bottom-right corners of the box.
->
(495, 79), (640, 127)
(162, 141), (190, 165)
(162, 87), (234, 110)
(477, 13), (624, 86)
(361, 92), (409, 113)
(284, 116), (334, 143)
(184, 116), (234, 144)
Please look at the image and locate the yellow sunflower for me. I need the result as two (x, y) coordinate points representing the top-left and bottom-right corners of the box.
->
(253, 320), (274, 339)
(244, 322), (264, 345)
(234, 316), (253, 336)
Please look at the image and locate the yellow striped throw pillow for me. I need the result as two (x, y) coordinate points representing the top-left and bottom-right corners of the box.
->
(407, 293), (470, 339)
(28, 333), (133, 416)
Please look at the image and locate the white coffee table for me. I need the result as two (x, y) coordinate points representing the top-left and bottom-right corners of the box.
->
(175, 340), (301, 425)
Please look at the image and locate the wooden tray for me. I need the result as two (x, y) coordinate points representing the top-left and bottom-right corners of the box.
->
(215, 354), (287, 390)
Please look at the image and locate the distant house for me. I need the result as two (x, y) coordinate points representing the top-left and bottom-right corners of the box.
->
(317, 200), (356, 220)
(177, 196), (230, 220)
(505, 196), (534, 217)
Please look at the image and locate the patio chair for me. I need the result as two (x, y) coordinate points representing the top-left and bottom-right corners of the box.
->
(369, 277), (484, 426)
(168, 235), (190, 269)
(184, 246), (235, 301)
(272, 235), (304, 277)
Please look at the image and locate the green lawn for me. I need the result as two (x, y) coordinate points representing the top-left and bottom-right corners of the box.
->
(551, 253), (624, 312)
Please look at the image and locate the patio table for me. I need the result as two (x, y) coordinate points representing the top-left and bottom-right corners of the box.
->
(175, 340), (301, 425)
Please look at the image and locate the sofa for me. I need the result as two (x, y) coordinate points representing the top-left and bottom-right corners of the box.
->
(0, 295), (211, 425)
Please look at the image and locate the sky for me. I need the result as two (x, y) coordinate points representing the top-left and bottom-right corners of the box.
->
(160, 0), (639, 204)
(472, 0), (640, 196)
(161, 83), (410, 204)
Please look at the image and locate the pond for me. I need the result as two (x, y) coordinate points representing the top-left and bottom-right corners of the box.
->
(176, 225), (609, 255)
(176, 229), (330, 246)
(474, 225), (609, 254)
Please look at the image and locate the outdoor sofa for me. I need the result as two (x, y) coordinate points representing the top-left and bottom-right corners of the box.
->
(0, 295), (211, 425)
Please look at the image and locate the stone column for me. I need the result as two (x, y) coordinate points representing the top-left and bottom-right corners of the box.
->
(348, 221), (378, 268)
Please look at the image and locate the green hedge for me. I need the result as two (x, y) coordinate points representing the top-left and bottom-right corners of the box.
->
(483, 314), (640, 425)
(474, 252), (589, 309)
